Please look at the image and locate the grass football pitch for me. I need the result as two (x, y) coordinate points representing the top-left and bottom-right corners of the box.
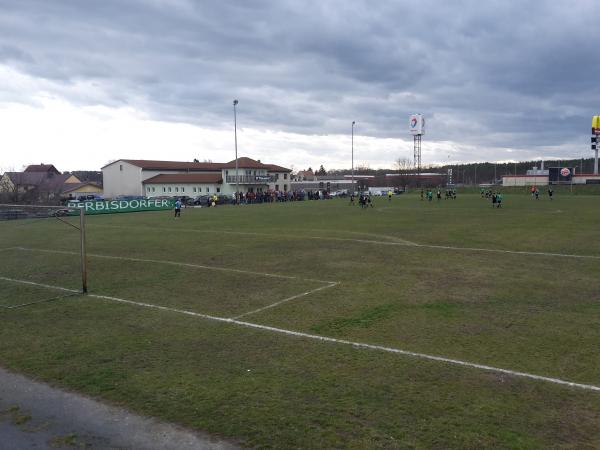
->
(0, 193), (599, 448)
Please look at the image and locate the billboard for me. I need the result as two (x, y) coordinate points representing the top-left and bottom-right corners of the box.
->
(67, 198), (174, 215)
(593, 116), (600, 135)
(409, 114), (425, 135)
(548, 167), (574, 184)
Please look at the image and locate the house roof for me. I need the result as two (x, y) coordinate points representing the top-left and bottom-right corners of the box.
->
(4, 172), (73, 191)
(222, 157), (269, 169)
(264, 163), (292, 172)
(24, 164), (61, 174)
(120, 160), (221, 171)
(62, 182), (102, 194)
(103, 158), (290, 172)
(143, 173), (223, 184)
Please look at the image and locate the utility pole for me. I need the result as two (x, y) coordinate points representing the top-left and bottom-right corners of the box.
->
(233, 99), (239, 204)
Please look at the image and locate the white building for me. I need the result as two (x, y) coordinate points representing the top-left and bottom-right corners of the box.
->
(102, 158), (291, 198)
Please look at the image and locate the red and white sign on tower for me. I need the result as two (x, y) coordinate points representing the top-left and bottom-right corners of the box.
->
(409, 114), (425, 135)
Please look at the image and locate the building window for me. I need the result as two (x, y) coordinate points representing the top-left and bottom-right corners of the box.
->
(147, 187), (150, 192)
(225, 170), (228, 175)
(168, 187), (172, 192)
(206, 187), (210, 193)
(276, 174), (280, 180)
(119, 164), (123, 171)
(193, 187), (196, 193)
(152, 187), (155, 192)
(284, 173), (288, 180)
(175, 187), (179, 192)
(217, 187), (220, 193)
(284, 184), (287, 191)
(163, 187), (166, 192)
(182, 187), (185, 192)
(246, 170), (251, 175)
(275, 184), (279, 191)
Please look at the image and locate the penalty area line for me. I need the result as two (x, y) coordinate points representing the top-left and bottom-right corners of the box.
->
(1, 275), (599, 393)
(14, 247), (337, 284)
(89, 292), (600, 393)
(232, 281), (339, 319)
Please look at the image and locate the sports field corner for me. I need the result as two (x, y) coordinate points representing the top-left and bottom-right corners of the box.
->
(1, 193), (599, 448)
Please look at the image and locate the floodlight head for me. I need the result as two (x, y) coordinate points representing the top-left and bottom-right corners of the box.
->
(352, 121), (355, 126)
(233, 99), (238, 106)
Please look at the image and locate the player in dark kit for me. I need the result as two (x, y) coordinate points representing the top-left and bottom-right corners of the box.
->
(548, 188), (553, 200)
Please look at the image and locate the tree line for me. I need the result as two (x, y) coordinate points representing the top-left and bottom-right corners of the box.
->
(306, 157), (596, 185)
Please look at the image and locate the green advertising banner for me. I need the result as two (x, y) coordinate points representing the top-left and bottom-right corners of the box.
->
(67, 199), (175, 215)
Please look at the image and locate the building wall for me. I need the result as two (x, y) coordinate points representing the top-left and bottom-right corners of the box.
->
(67, 185), (103, 196)
(502, 176), (549, 186)
(64, 175), (81, 184)
(103, 161), (287, 197)
(102, 161), (144, 197)
(267, 171), (290, 191)
(144, 182), (222, 197)
(502, 175), (600, 186)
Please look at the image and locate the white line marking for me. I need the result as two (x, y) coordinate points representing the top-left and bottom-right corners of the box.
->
(233, 282), (338, 319)
(0, 276), (79, 293)
(307, 229), (417, 245)
(90, 224), (600, 260)
(14, 247), (337, 284)
(90, 294), (600, 393)
(411, 243), (600, 260)
(2, 276), (599, 393)
(14, 247), (339, 315)
(0, 247), (17, 252)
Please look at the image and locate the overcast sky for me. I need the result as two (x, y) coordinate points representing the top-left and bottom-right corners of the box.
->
(1, 0), (599, 172)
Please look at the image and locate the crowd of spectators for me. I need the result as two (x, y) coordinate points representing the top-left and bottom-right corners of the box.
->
(233, 190), (331, 204)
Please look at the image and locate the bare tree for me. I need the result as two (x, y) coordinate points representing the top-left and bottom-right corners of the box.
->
(394, 157), (413, 190)
(0, 168), (20, 203)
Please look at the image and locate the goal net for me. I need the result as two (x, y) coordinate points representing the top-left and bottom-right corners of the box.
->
(0, 204), (87, 309)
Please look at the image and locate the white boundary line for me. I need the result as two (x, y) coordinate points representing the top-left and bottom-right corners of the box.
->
(0, 276), (78, 293)
(232, 282), (338, 319)
(90, 224), (600, 260)
(0, 276), (81, 309)
(2, 275), (599, 393)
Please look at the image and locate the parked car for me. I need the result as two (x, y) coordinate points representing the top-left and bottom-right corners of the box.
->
(175, 195), (192, 205)
(77, 194), (104, 201)
(191, 195), (209, 206)
(115, 195), (146, 201)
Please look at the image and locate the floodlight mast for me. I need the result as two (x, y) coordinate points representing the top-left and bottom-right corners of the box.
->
(352, 121), (355, 195)
(233, 99), (239, 203)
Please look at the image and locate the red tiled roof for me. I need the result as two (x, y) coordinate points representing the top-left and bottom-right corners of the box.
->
(121, 160), (222, 170)
(103, 158), (290, 172)
(4, 172), (73, 191)
(264, 163), (291, 172)
(24, 164), (61, 174)
(222, 157), (269, 169)
(62, 182), (102, 193)
(143, 173), (223, 184)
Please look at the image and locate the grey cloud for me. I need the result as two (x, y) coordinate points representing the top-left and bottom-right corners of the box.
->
(0, 0), (598, 164)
